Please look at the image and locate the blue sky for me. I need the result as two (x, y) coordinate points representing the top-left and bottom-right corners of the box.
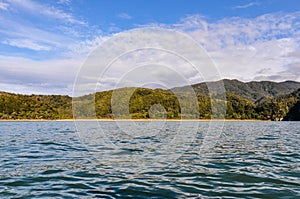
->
(0, 0), (299, 95)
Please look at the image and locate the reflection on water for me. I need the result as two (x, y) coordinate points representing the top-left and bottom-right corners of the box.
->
(0, 121), (299, 198)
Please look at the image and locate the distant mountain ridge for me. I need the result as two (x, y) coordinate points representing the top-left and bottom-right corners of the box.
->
(1, 79), (300, 120)
(173, 79), (300, 102)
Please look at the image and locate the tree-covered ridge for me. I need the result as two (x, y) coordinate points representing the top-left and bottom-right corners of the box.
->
(0, 92), (72, 119)
(1, 80), (300, 120)
(174, 79), (300, 102)
(282, 89), (300, 121)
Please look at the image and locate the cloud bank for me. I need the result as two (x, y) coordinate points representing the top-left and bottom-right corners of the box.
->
(0, 1), (299, 95)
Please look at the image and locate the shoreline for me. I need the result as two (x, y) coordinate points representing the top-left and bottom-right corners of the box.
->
(0, 118), (271, 122)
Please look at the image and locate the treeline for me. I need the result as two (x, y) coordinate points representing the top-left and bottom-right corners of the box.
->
(0, 92), (72, 119)
(1, 80), (300, 120)
(64, 87), (300, 121)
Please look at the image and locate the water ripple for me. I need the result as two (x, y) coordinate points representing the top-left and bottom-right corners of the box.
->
(0, 121), (299, 198)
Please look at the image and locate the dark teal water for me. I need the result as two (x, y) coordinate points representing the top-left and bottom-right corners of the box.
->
(0, 121), (299, 198)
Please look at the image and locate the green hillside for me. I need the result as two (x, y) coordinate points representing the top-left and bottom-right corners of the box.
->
(1, 79), (300, 120)
(173, 79), (300, 102)
(0, 92), (72, 120)
(282, 89), (300, 121)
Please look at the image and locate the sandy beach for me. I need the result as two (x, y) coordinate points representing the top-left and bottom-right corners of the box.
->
(0, 118), (267, 122)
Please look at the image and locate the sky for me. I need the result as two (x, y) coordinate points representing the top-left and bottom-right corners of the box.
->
(0, 0), (299, 95)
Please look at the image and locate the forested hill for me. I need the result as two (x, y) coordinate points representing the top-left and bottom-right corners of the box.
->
(0, 92), (72, 120)
(282, 89), (300, 121)
(173, 79), (300, 102)
(1, 79), (300, 120)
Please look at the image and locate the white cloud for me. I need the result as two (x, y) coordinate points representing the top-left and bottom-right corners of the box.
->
(133, 12), (299, 83)
(72, 28), (226, 96)
(57, 0), (71, 5)
(68, 35), (109, 56)
(117, 13), (132, 20)
(0, 0), (94, 56)
(3, 39), (52, 51)
(1, 8), (299, 95)
(0, 2), (9, 10)
(232, 2), (260, 9)
(0, 55), (84, 95)
(209, 38), (299, 82)
(0, 1), (99, 94)
(9, 0), (86, 25)
(163, 12), (300, 82)
(0, 16), (76, 53)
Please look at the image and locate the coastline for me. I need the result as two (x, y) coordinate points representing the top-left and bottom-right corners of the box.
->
(0, 118), (269, 122)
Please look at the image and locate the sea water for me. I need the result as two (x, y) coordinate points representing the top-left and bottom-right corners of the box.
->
(0, 121), (299, 198)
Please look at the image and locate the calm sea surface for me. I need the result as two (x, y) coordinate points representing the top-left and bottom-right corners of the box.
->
(0, 121), (299, 198)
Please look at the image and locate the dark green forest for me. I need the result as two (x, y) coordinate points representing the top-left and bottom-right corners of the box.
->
(1, 79), (300, 120)
(0, 92), (72, 120)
